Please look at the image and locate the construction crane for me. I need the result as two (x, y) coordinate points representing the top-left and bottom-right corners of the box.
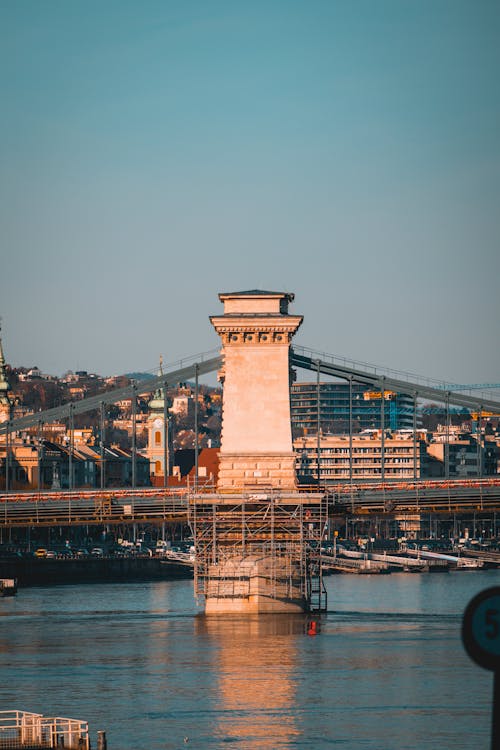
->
(470, 411), (500, 420)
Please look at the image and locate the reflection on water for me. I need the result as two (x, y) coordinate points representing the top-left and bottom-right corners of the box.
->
(0, 572), (497, 749)
(197, 615), (310, 748)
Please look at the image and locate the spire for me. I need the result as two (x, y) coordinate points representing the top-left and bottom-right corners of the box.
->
(148, 354), (166, 412)
(0, 319), (12, 418)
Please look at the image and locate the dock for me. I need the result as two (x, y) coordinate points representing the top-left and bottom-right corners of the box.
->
(0, 711), (92, 750)
(322, 548), (452, 573)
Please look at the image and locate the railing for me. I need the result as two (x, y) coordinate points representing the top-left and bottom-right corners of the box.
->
(301, 476), (500, 495)
(1, 478), (500, 527)
(0, 487), (190, 504)
(328, 478), (500, 510)
(0, 493), (189, 527)
(0, 711), (89, 750)
(156, 347), (220, 372)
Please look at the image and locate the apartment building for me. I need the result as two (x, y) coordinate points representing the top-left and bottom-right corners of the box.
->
(426, 436), (498, 477)
(294, 431), (427, 484)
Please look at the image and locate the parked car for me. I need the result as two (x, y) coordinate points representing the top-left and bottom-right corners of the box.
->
(75, 548), (89, 558)
(34, 548), (48, 558)
(108, 545), (131, 557)
(90, 547), (104, 557)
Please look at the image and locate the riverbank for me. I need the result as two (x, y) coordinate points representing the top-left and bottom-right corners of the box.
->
(0, 555), (193, 587)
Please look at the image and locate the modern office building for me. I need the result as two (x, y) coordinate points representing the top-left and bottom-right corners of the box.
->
(291, 381), (417, 435)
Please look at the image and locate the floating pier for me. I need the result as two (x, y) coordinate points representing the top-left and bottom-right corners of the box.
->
(0, 711), (91, 750)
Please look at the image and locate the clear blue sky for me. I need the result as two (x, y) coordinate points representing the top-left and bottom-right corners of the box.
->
(1, 0), (499, 383)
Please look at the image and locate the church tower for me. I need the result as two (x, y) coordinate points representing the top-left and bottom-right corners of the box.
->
(0, 322), (12, 424)
(146, 359), (169, 482)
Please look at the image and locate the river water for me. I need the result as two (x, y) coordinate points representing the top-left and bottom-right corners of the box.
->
(0, 570), (498, 750)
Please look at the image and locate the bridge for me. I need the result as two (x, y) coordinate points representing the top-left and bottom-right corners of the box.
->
(1, 345), (500, 517)
(1, 478), (500, 529)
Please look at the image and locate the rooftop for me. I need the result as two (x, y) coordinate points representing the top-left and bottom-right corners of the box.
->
(219, 289), (294, 300)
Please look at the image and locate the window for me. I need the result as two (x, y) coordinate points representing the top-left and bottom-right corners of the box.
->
(155, 431), (161, 446)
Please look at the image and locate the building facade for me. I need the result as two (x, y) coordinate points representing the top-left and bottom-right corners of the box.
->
(426, 437), (498, 478)
(291, 382), (417, 435)
(145, 384), (169, 481)
(294, 432), (428, 484)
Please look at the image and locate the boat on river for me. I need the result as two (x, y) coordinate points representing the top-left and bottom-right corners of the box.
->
(0, 578), (17, 596)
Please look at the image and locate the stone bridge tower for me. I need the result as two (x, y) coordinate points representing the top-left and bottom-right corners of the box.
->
(210, 290), (302, 491)
(189, 291), (326, 615)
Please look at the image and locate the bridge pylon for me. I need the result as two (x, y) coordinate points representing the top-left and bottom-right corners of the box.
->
(190, 290), (327, 614)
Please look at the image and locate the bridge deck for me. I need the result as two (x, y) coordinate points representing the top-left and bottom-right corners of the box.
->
(1, 478), (500, 528)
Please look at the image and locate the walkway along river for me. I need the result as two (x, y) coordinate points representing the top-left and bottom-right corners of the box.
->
(0, 571), (497, 750)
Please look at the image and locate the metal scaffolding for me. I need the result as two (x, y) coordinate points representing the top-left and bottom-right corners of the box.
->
(188, 490), (330, 612)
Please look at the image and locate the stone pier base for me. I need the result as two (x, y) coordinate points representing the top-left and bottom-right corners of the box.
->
(216, 453), (298, 491)
(204, 554), (306, 614)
